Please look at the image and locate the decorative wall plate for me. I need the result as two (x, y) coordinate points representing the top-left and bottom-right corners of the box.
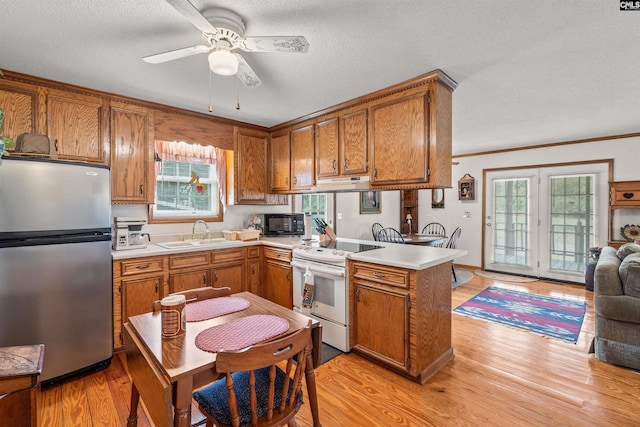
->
(620, 224), (640, 242)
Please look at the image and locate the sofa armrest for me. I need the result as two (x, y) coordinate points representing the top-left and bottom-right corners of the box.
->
(595, 294), (640, 323)
(594, 247), (623, 296)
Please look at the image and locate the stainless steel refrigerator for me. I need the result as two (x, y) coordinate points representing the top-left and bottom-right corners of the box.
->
(0, 157), (113, 384)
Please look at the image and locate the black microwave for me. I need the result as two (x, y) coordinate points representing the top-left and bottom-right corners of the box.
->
(260, 213), (305, 236)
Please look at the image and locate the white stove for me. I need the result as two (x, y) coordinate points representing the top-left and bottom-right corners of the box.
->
(291, 240), (382, 352)
(292, 241), (382, 266)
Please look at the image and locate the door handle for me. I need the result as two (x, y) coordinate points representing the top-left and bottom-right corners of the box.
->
(486, 223), (492, 227)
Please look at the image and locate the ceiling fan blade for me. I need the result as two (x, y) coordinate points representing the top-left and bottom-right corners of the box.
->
(143, 45), (211, 64)
(235, 54), (262, 88)
(164, 0), (218, 34)
(240, 36), (310, 53)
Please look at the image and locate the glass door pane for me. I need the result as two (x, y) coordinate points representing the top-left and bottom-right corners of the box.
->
(485, 170), (539, 277)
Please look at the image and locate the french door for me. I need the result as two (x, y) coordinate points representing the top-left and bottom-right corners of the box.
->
(484, 163), (608, 283)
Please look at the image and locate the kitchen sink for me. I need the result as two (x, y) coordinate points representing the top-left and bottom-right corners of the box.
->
(156, 238), (236, 249)
(194, 238), (227, 245)
(156, 241), (198, 249)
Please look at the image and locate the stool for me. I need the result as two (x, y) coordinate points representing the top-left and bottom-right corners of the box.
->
(0, 345), (45, 427)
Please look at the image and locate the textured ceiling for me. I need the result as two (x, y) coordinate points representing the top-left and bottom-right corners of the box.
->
(1, 0), (638, 155)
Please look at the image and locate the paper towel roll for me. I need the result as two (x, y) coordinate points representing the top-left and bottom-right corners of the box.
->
(304, 214), (312, 240)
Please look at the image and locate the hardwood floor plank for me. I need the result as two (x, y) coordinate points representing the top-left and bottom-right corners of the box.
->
(39, 383), (63, 427)
(34, 274), (640, 426)
(83, 371), (121, 426)
(61, 378), (92, 426)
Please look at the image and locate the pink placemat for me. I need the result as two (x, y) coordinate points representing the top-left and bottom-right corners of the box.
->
(186, 297), (250, 322)
(195, 315), (290, 353)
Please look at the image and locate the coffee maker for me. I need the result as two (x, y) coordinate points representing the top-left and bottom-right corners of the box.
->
(113, 217), (149, 250)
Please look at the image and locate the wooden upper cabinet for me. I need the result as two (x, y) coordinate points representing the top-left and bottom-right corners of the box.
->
(235, 128), (269, 204)
(316, 117), (340, 178)
(110, 101), (154, 204)
(369, 75), (454, 189)
(370, 92), (429, 186)
(269, 131), (291, 192)
(0, 80), (38, 146)
(291, 124), (315, 190)
(45, 88), (108, 163)
(340, 109), (368, 175)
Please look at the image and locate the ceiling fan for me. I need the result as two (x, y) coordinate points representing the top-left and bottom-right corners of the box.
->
(143, 0), (310, 88)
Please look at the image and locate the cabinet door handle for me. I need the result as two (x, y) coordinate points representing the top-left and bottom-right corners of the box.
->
(294, 176), (297, 185)
(285, 177), (289, 185)
(139, 184), (144, 195)
(373, 272), (385, 278)
(54, 139), (59, 152)
(355, 289), (360, 302)
(623, 192), (635, 199)
(286, 272), (291, 281)
(374, 168), (378, 179)
(344, 158), (349, 169)
(332, 159), (336, 171)
(203, 273), (207, 284)
(155, 280), (159, 293)
(136, 264), (149, 270)
(251, 266), (255, 274)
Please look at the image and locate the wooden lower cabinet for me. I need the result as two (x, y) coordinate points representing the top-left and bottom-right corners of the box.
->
(212, 262), (245, 294)
(354, 284), (409, 371)
(170, 268), (209, 293)
(113, 255), (167, 349)
(262, 247), (292, 308)
(247, 247), (261, 294)
(349, 259), (453, 384)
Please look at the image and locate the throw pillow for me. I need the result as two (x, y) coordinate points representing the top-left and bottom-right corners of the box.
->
(615, 243), (640, 260)
(619, 253), (640, 298)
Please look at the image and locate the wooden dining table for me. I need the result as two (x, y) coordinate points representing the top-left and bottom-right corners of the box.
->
(124, 291), (322, 427)
(401, 234), (447, 246)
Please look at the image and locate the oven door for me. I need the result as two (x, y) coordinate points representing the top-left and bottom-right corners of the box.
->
(291, 259), (346, 325)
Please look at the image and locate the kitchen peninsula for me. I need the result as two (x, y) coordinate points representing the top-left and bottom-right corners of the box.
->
(113, 237), (465, 384)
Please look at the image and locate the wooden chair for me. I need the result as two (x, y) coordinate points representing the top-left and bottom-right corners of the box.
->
(193, 321), (313, 427)
(445, 227), (462, 281)
(151, 286), (232, 313)
(377, 227), (405, 243)
(421, 222), (447, 247)
(371, 222), (384, 241)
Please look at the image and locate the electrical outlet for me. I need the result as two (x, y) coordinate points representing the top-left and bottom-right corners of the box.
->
(463, 211), (471, 218)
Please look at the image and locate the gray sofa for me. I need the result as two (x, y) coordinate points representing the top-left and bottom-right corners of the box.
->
(592, 245), (640, 370)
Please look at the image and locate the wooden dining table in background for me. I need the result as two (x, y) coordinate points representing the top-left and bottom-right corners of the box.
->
(401, 234), (447, 246)
(124, 292), (322, 427)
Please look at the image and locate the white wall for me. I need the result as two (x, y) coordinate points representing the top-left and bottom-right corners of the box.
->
(115, 136), (639, 258)
(112, 202), (292, 240)
(335, 136), (640, 268)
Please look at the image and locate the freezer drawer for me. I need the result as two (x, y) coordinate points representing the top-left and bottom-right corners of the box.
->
(0, 240), (113, 382)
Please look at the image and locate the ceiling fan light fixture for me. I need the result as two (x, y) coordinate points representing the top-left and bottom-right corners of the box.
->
(208, 50), (239, 76)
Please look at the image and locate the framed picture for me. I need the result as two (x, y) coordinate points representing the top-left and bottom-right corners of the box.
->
(458, 173), (475, 200)
(432, 188), (445, 208)
(360, 191), (381, 214)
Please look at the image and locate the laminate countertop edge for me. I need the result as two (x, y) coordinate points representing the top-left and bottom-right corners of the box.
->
(112, 237), (464, 271)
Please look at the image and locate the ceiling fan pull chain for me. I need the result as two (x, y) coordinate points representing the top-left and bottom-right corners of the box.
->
(236, 78), (240, 110)
(208, 69), (213, 113)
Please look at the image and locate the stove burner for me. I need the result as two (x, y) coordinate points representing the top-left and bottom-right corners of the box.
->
(315, 241), (382, 253)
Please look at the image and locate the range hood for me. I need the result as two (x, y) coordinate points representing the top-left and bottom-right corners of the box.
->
(312, 176), (371, 192)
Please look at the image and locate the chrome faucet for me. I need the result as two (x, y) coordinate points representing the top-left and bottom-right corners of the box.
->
(192, 220), (210, 240)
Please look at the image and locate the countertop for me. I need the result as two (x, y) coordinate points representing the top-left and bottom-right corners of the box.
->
(112, 237), (466, 271)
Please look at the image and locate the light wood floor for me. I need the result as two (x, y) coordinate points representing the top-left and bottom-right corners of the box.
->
(37, 272), (640, 426)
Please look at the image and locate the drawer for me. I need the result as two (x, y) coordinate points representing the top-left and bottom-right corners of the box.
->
(351, 262), (409, 289)
(169, 251), (210, 269)
(247, 246), (261, 258)
(611, 184), (640, 207)
(211, 248), (246, 263)
(264, 247), (291, 262)
(120, 257), (164, 276)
